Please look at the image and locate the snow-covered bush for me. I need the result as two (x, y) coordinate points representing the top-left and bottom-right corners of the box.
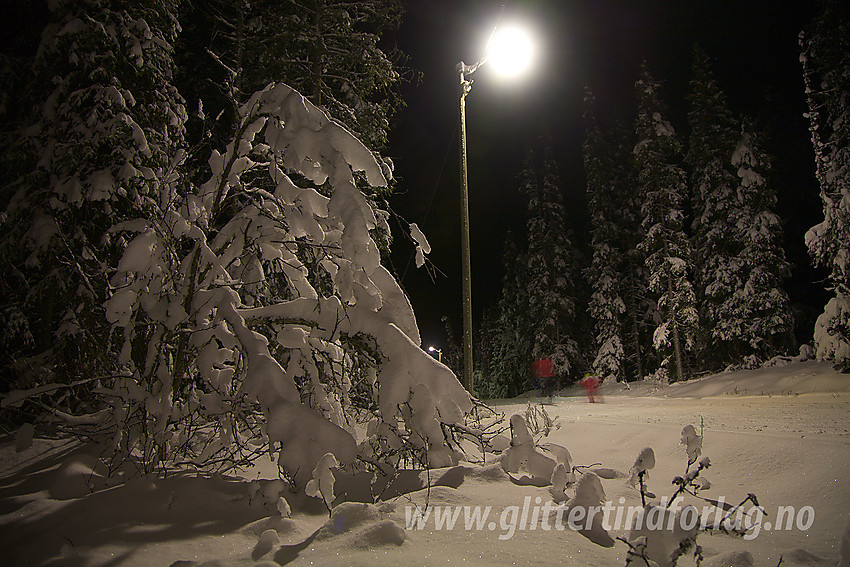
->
(617, 427), (761, 566)
(98, 83), (472, 483)
(497, 412), (573, 495)
(563, 472), (616, 547)
(679, 424), (701, 469)
(627, 447), (656, 504)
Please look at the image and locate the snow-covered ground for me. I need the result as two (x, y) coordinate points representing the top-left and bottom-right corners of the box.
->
(1, 361), (848, 566)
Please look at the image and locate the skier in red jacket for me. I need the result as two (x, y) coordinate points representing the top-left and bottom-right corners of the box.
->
(531, 358), (556, 403)
(580, 372), (602, 403)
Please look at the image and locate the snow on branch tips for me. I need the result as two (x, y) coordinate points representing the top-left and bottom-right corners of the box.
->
(99, 81), (471, 486)
(409, 222), (431, 268)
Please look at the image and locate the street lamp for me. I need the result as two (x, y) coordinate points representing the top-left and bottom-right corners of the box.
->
(457, 20), (537, 394)
(428, 346), (443, 363)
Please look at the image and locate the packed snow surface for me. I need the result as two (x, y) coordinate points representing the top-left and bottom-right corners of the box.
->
(1, 361), (848, 566)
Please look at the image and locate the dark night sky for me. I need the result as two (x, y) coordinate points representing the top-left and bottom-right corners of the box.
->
(387, 0), (830, 352)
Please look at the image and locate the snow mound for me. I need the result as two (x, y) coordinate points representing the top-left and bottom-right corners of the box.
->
(408, 485), (469, 507)
(349, 520), (406, 549)
(622, 361), (850, 398)
(49, 453), (108, 499)
(317, 502), (382, 537)
(703, 550), (753, 567)
(14, 424), (34, 452)
(464, 462), (510, 483)
(628, 504), (700, 567)
(252, 529), (280, 560)
(781, 547), (827, 565)
(238, 515), (299, 539)
(314, 502), (405, 548)
(560, 472), (614, 547)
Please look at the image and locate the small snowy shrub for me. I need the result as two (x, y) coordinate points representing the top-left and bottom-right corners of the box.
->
(679, 424), (701, 469)
(500, 414), (557, 482)
(562, 472), (616, 547)
(306, 452), (339, 510)
(615, 426), (763, 566)
(523, 401), (560, 437)
(627, 447), (656, 504)
(500, 413), (571, 485)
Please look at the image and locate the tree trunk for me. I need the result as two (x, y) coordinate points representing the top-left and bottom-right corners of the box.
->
(633, 313), (644, 380)
(668, 271), (685, 382)
(672, 320), (684, 382)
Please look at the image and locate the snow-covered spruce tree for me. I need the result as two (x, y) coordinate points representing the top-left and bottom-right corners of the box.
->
(801, 0), (850, 370)
(0, 53), (26, 140)
(731, 123), (793, 363)
(103, 83), (472, 483)
(634, 62), (697, 382)
(522, 137), (581, 377)
(582, 87), (626, 382)
(473, 309), (495, 395)
(687, 47), (793, 368)
(686, 45), (746, 369)
(604, 120), (653, 381)
(485, 232), (533, 398)
(0, 0), (188, 393)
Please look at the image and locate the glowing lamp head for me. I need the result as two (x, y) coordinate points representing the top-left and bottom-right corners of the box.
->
(485, 24), (537, 79)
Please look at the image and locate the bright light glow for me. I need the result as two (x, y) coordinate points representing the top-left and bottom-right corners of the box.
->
(428, 346), (437, 352)
(485, 24), (537, 79)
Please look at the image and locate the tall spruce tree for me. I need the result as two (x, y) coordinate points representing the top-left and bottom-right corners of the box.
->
(522, 137), (581, 376)
(487, 232), (533, 398)
(0, 0), (187, 389)
(801, 0), (850, 369)
(440, 314), (462, 380)
(686, 46), (742, 367)
(606, 121), (652, 381)
(688, 47), (793, 368)
(731, 124), (793, 361)
(634, 62), (697, 382)
(582, 88), (626, 381)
